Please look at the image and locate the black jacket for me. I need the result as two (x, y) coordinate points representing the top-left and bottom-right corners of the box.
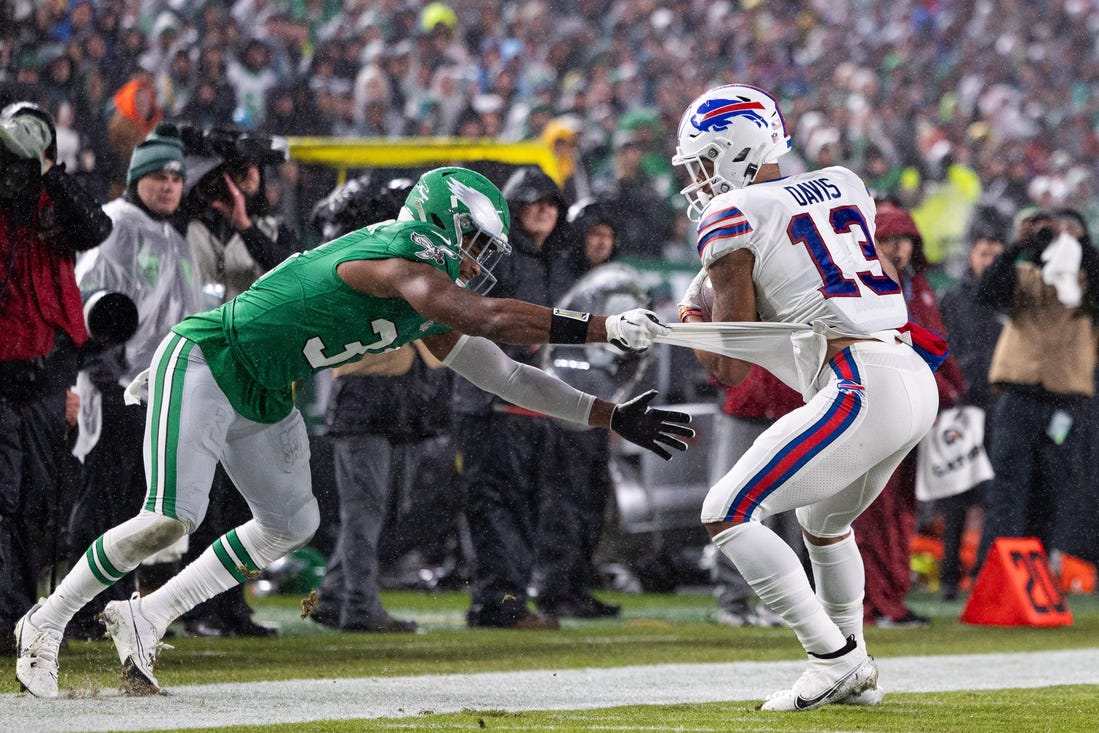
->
(940, 271), (1005, 411)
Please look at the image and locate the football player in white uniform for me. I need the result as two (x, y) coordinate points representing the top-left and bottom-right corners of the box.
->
(674, 84), (940, 711)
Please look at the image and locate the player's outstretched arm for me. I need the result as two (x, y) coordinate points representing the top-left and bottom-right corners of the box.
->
(339, 256), (669, 350)
(423, 333), (694, 459)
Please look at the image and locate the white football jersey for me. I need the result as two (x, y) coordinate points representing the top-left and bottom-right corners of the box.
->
(696, 166), (908, 335)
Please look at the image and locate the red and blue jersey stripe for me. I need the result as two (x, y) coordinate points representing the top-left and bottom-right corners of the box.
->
(697, 205), (753, 257)
(723, 348), (864, 523)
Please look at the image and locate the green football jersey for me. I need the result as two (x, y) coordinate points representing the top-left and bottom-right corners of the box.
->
(172, 219), (458, 423)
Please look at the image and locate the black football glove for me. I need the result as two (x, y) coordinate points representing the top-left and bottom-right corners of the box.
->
(610, 389), (695, 460)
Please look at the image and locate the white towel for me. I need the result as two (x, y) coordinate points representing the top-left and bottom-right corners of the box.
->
(123, 368), (150, 406)
(71, 371), (101, 464)
(1041, 231), (1083, 308)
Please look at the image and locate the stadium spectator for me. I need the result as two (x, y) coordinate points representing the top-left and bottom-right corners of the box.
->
(105, 74), (162, 199)
(455, 166), (575, 629)
(532, 199), (625, 619)
(975, 208), (1099, 576)
(226, 39), (281, 130)
(65, 122), (204, 640)
(592, 128), (674, 259)
(0, 21), (1090, 363)
(936, 222), (1009, 600)
(0, 101), (112, 655)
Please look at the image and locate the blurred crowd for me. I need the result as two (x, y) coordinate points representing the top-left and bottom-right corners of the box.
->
(4, 0), (1099, 644)
(6, 0), (1099, 265)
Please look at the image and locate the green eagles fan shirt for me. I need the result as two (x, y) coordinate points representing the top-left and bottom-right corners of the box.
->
(172, 220), (458, 423)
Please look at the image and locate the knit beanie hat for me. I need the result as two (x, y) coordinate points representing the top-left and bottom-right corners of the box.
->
(875, 205), (920, 240)
(127, 121), (186, 185)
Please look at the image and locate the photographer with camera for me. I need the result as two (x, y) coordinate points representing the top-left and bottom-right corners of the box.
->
(0, 101), (112, 654)
(183, 126), (299, 301)
(63, 121), (205, 640)
(176, 126), (300, 638)
(975, 208), (1099, 576)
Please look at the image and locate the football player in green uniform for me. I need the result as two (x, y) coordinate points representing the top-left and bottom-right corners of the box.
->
(15, 167), (693, 698)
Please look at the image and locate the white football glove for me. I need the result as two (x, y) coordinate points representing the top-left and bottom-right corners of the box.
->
(677, 268), (710, 322)
(605, 308), (669, 352)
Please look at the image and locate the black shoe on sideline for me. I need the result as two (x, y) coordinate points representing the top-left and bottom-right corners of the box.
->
(341, 614), (418, 633)
(183, 619), (225, 638)
(467, 604), (559, 629)
(185, 616), (277, 638)
(224, 617), (278, 637)
(541, 595), (621, 619)
(308, 605), (341, 629)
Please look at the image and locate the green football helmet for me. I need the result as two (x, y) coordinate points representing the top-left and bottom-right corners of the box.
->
(399, 167), (511, 294)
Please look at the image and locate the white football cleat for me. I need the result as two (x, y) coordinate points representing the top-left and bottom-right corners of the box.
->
(15, 601), (62, 698)
(838, 684), (886, 706)
(759, 635), (878, 712)
(99, 592), (171, 695)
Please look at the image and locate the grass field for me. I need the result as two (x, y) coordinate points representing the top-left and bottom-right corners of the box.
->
(4, 587), (1099, 731)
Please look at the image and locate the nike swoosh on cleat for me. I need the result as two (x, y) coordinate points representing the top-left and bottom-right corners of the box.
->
(793, 670), (856, 710)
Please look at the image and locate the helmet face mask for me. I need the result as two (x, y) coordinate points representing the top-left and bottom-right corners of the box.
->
(455, 213), (509, 294)
(400, 167), (511, 294)
(672, 84), (791, 221)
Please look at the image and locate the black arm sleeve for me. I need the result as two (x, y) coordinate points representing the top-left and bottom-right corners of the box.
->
(237, 221), (301, 271)
(975, 249), (1020, 311)
(39, 164), (112, 252)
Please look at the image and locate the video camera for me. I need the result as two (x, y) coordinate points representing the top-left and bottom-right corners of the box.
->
(310, 174), (413, 240)
(178, 124), (287, 207)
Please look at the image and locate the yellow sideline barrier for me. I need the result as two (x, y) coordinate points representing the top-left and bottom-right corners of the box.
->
(284, 137), (560, 186)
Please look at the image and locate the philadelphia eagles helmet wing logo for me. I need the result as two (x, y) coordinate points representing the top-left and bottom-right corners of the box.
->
(411, 230), (459, 265)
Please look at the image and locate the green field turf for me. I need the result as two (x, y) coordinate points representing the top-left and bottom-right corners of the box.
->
(6, 588), (1098, 731)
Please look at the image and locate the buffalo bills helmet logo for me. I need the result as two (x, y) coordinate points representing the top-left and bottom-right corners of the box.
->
(690, 98), (768, 133)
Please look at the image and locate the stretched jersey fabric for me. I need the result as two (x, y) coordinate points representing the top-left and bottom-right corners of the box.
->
(172, 220), (456, 423)
(697, 166), (908, 335)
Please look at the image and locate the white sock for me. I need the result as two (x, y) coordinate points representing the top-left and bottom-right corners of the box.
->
(712, 523), (847, 655)
(805, 533), (866, 648)
(33, 530), (142, 633)
(139, 530), (258, 634)
(139, 520), (296, 634)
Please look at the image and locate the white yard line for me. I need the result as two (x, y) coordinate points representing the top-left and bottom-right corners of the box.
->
(3, 649), (1098, 732)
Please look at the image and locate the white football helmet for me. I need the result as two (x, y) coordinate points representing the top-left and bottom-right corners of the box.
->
(672, 84), (791, 220)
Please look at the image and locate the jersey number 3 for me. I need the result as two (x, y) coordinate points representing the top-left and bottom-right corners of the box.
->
(302, 318), (398, 369)
(787, 206), (900, 298)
